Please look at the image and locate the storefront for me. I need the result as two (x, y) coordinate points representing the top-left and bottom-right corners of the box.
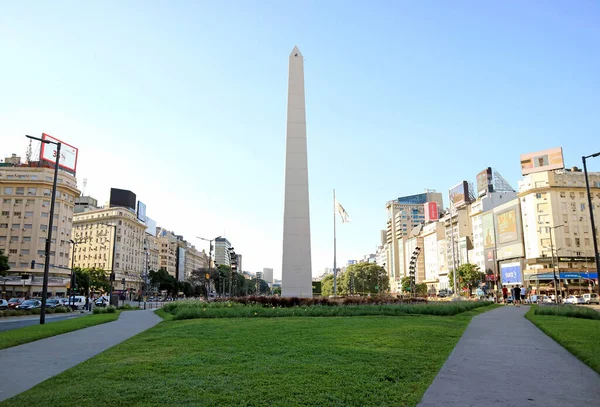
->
(525, 271), (598, 296)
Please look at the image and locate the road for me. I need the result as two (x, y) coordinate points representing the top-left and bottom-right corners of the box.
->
(0, 312), (87, 332)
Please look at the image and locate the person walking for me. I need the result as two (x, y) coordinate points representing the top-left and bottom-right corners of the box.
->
(513, 285), (521, 306)
(85, 296), (89, 311)
(502, 285), (508, 304)
(521, 286), (527, 304)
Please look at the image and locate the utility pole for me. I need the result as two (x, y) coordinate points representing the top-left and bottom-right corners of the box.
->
(583, 153), (600, 295)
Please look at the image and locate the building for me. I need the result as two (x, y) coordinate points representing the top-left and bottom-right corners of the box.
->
(440, 205), (473, 292)
(74, 196), (99, 213)
(262, 267), (273, 285)
(0, 158), (80, 297)
(214, 237), (232, 266)
(183, 243), (209, 280)
(72, 206), (146, 294)
(421, 221), (445, 293)
(236, 254), (243, 274)
(156, 228), (178, 277)
(145, 234), (160, 273)
(519, 167), (600, 294)
(385, 191), (443, 291)
(405, 225), (425, 285)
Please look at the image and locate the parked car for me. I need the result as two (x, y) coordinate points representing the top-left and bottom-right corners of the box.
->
(0, 299), (8, 310)
(45, 299), (61, 308)
(95, 297), (109, 307)
(17, 300), (42, 310)
(564, 295), (585, 305)
(582, 293), (600, 305)
(505, 296), (513, 304)
(7, 298), (25, 309)
(58, 298), (70, 306)
(66, 295), (86, 310)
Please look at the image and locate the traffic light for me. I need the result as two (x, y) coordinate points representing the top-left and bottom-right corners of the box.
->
(121, 278), (126, 285)
(30, 260), (35, 269)
(110, 272), (116, 282)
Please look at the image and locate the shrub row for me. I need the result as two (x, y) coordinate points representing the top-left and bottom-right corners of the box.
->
(117, 304), (139, 310)
(534, 305), (600, 321)
(164, 300), (492, 320)
(208, 295), (428, 308)
(93, 306), (118, 314)
(0, 306), (72, 318)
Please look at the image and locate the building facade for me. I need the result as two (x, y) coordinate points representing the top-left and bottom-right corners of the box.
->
(72, 206), (146, 293)
(214, 237), (232, 266)
(0, 159), (80, 297)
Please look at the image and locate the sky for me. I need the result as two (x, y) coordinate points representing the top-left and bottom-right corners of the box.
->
(1, 1), (599, 278)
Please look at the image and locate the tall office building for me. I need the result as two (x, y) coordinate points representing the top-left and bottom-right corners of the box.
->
(262, 267), (274, 285)
(214, 237), (232, 266)
(0, 157), (79, 297)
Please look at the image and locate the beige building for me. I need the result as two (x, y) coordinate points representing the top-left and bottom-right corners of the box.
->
(157, 228), (178, 277)
(440, 206), (473, 292)
(405, 225), (425, 286)
(0, 158), (79, 297)
(72, 206), (146, 293)
(145, 234), (160, 273)
(183, 243), (209, 280)
(519, 167), (600, 288)
(421, 221), (445, 292)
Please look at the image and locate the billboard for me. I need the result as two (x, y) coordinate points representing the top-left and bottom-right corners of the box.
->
(40, 133), (79, 173)
(449, 181), (470, 208)
(476, 167), (493, 197)
(137, 201), (147, 222)
(484, 249), (497, 276)
(482, 212), (495, 249)
(424, 201), (439, 222)
(497, 209), (517, 244)
(145, 217), (157, 236)
(520, 147), (564, 175)
(500, 262), (523, 285)
(109, 188), (136, 211)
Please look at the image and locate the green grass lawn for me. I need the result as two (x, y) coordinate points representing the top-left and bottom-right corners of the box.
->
(2, 305), (496, 407)
(526, 307), (600, 373)
(0, 312), (120, 351)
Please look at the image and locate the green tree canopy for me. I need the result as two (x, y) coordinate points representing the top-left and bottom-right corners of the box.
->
(73, 267), (110, 295)
(320, 274), (334, 297)
(448, 263), (485, 296)
(0, 249), (9, 276)
(339, 262), (389, 295)
(401, 276), (412, 293)
(149, 268), (177, 295)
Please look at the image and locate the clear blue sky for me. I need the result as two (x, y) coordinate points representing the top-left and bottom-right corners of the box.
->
(1, 1), (599, 278)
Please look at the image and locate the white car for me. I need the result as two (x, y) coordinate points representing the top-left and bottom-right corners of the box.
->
(0, 299), (8, 310)
(582, 293), (600, 304)
(564, 295), (585, 305)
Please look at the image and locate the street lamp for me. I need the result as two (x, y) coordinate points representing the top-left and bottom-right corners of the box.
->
(99, 223), (118, 304)
(543, 223), (564, 303)
(68, 239), (78, 307)
(583, 152), (600, 295)
(26, 134), (60, 325)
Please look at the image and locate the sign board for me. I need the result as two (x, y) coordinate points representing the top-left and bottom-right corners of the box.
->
(476, 167), (493, 197)
(137, 201), (147, 222)
(500, 262), (523, 285)
(40, 133), (79, 173)
(497, 209), (518, 244)
(520, 147), (564, 175)
(424, 201), (439, 222)
(449, 181), (470, 208)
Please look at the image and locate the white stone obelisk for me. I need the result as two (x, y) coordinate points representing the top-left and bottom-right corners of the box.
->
(282, 46), (312, 298)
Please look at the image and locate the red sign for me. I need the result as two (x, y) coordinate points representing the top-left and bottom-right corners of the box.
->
(485, 274), (497, 281)
(425, 201), (439, 222)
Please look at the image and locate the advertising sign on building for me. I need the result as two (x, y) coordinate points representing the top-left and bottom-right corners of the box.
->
(520, 147), (564, 175)
(500, 262), (523, 285)
(482, 212), (495, 249)
(145, 217), (157, 236)
(137, 201), (147, 222)
(109, 188), (137, 211)
(476, 167), (493, 197)
(40, 133), (79, 173)
(497, 209), (518, 244)
(449, 181), (470, 208)
(424, 201), (439, 222)
(484, 249), (497, 276)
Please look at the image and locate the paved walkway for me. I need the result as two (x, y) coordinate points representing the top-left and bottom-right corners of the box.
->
(419, 305), (600, 406)
(0, 309), (161, 402)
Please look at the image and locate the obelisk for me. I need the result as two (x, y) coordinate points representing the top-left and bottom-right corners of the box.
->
(282, 46), (312, 298)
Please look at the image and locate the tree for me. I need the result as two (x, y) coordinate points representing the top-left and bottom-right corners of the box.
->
(73, 267), (110, 295)
(320, 274), (334, 297)
(401, 276), (412, 293)
(339, 262), (389, 295)
(415, 283), (428, 297)
(149, 268), (177, 295)
(273, 286), (282, 296)
(449, 263), (484, 296)
(0, 249), (9, 276)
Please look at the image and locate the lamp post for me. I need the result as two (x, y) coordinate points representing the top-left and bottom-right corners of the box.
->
(99, 223), (117, 305)
(26, 134), (60, 325)
(197, 236), (220, 297)
(583, 152), (600, 295)
(68, 239), (78, 307)
(546, 224), (564, 303)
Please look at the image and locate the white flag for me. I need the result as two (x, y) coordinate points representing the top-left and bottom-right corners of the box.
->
(335, 199), (350, 223)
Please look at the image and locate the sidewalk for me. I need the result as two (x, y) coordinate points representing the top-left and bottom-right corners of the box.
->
(0, 309), (161, 402)
(418, 306), (600, 406)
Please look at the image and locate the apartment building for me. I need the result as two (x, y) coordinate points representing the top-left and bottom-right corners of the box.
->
(157, 228), (178, 277)
(214, 237), (232, 266)
(385, 191), (443, 289)
(72, 206), (146, 293)
(440, 206), (472, 292)
(519, 168), (600, 289)
(183, 243), (209, 280)
(0, 158), (80, 297)
(421, 221), (445, 291)
(262, 267), (274, 285)
(405, 225), (425, 285)
(145, 234), (160, 272)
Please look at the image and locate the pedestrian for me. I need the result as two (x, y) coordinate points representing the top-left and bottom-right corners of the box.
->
(85, 296), (89, 311)
(502, 285), (508, 304)
(514, 285), (521, 306)
(521, 286), (527, 304)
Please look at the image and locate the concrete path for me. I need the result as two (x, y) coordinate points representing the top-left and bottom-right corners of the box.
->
(0, 309), (161, 402)
(418, 306), (600, 406)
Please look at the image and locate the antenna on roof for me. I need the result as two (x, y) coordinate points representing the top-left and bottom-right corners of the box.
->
(25, 139), (32, 164)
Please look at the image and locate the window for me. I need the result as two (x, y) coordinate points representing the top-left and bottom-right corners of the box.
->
(42, 200), (50, 207)
(43, 189), (51, 196)
(23, 224), (32, 230)
(26, 199), (34, 205)
(581, 203), (585, 211)
(15, 199), (22, 204)
(27, 188), (37, 195)
(10, 236), (18, 242)
(23, 237), (31, 242)
(41, 212), (49, 218)
(37, 250), (45, 256)
(2, 199), (10, 203)
(49, 251), (55, 257)
(585, 238), (590, 246)
(573, 226), (579, 235)
(564, 225), (570, 233)
(560, 192), (566, 198)
(24, 211), (33, 218)
(9, 249), (17, 254)
(4, 187), (13, 194)
(575, 238), (580, 247)
(580, 192), (585, 198)
(13, 212), (21, 217)
(39, 237), (46, 244)
(22, 249), (29, 255)
(0, 236), (5, 241)
(16, 187), (24, 195)
(566, 238), (571, 247)
(52, 226), (58, 232)
(40, 225), (48, 231)
(11, 224), (19, 229)
(1, 211), (8, 216)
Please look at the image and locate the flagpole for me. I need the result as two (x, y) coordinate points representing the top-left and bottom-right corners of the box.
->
(333, 189), (337, 297)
